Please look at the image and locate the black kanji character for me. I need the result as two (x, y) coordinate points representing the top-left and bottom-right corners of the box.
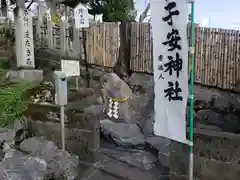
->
(158, 64), (164, 71)
(23, 16), (28, 21)
(162, 1), (179, 26)
(26, 48), (31, 56)
(188, 13), (192, 21)
(162, 29), (181, 51)
(164, 81), (183, 101)
(158, 55), (163, 61)
(25, 39), (31, 47)
(78, 8), (84, 16)
(24, 9), (28, 16)
(23, 11), (29, 25)
(26, 58), (32, 65)
(78, 9), (85, 24)
(80, 18), (84, 24)
(164, 52), (182, 78)
(25, 30), (29, 38)
(158, 55), (164, 70)
(158, 74), (164, 80)
(24, 21), (29, 26)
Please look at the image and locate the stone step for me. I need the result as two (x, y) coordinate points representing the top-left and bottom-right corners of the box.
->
(93, 156), (161, 180)
(79, 165), (189, 180)
(67, 95), (102, 110)
(27, 120), (98, 161)
(99, 147), (158, 171)
(25, 102), (104, 131)
(170, 150), (240, 180)
(79, 167), (121, 180)
(76, 162), (92, 178)
(172, 129), (240, 164)
(68, 88), (95, 101)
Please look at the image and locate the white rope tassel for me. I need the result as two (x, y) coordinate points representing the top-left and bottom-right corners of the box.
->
(112, 101), (119, 119)
(107, 98), (113, 118)
(107, 98), (119, 119)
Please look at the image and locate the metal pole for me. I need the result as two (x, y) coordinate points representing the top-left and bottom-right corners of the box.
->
(82, 28), (90, 88)
(75, 77), (79, 89)
(189, 1), (195, 180)
(60, 105), (65, 150)
(79, 28), (82, 89)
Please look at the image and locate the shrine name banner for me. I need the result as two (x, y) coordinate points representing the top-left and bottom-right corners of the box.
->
(150, 0), (188, 144)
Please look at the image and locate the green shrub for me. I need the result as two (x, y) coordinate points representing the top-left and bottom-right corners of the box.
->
(0, 57), (10, 69)
(0, 77), (38, 127)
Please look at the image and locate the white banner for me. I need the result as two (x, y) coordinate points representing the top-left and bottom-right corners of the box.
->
(151, 0), (188, 144)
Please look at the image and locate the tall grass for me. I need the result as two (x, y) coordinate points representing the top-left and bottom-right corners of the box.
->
(0, 69), (38, 127)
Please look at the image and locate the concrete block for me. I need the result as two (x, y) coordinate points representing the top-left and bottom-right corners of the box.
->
(7, 69), (43, 82)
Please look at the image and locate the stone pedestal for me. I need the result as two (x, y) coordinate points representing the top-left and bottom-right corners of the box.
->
(7, 69), (43, 83)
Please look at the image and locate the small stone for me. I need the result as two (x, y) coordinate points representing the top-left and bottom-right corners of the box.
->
(0, 149), (47, 180)
(146, 136), (170, 168)
(146, 136), (171, 153)
(211, 95), (231, 112)
(128, 73), (154, 94)
(100, 119), (145, 148)
(20, 137), (79, 180)
(129, 90), (154, 137)
(158, 151), (170, 168)
(100, 148), (157, 170)
(0, 128), (15, 144)
(94, 156), (159, 180)
(194, 99), (208, 110)
(223, 114), (240, 133)
(196, 109), (224, 127)
(196, 123), (222, 132)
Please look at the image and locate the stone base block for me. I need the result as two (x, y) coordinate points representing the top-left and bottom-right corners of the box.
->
(27, 119), (97, 161)
(7, 69), (43, 82)
(170, 150), (240, 180)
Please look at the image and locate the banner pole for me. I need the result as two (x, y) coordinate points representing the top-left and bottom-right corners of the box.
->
(189, 1), (195, 180)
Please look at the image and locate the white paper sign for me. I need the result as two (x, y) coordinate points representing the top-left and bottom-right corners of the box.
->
(150, 0), (188, 144)
(74, 3), (89, 28)
(18, 9), (35, 68)
(61, 60), (80, 77)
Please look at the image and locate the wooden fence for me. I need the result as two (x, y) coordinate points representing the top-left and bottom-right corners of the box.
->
(35, 19), (240, 90)
(128, 23), (240, 90)
(86, 23), (119, 67)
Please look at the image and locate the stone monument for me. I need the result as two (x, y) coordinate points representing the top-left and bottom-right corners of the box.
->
(100, 73), (134, 124)
(7, 1), (43, 82)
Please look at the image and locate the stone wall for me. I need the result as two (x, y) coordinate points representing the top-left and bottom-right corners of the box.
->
(171, 84), (240, 180)
(125, 72), (240, 180)
(79, 68), (240, 179)
(170, 130), (240, 180)
(24, 103), (102, 161)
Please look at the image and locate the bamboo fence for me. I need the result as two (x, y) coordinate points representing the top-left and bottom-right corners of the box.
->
(128, 23), (240, 90)
(36, 21), (240, 90)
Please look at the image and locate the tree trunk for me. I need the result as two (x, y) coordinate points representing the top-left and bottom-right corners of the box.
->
(113, 21), (131, 78)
